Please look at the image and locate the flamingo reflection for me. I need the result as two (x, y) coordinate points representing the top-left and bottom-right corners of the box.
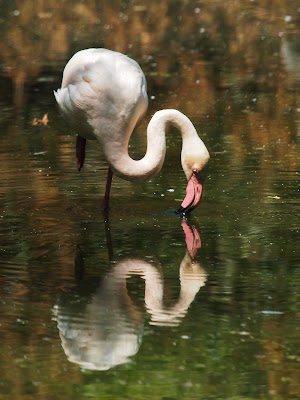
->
(53, 220), (206, 371)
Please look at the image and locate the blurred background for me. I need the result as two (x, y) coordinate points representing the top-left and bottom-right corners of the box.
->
(0, 1), (299, 399)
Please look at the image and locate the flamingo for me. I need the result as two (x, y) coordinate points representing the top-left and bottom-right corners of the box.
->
(54, 48), (210, 214)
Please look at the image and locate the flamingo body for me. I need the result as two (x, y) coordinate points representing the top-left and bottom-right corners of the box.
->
(55, 48), (210, 214)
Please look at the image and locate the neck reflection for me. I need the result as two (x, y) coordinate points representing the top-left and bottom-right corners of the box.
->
(53, 220), (206, 371)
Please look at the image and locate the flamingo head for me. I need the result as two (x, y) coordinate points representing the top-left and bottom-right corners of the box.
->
(175, 131), (210, 216)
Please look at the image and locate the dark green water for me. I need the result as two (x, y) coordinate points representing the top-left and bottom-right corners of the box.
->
(0, 1), (299, 399)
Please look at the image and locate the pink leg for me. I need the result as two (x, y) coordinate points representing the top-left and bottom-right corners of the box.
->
(76, 135), (86, 171)
(101, 167), (113, 212)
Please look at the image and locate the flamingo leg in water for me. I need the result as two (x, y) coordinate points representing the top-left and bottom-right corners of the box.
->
(76, 135), (86, 171)
(102, 210), (114, 260)
(101, 167), (113, 212)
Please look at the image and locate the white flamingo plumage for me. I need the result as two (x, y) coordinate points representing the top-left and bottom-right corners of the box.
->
(54, 48), (210, 214)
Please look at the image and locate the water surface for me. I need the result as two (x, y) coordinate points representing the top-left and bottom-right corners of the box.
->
(0, 1), (299, 399)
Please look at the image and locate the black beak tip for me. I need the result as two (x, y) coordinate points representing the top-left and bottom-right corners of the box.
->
(175, 205), (195, 216)
(175, 206), (186, 216)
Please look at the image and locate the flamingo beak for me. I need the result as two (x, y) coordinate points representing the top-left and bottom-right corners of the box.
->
(175, 172), (203, 215)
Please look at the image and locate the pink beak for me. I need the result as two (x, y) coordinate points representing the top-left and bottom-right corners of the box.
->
(176, 173), (203, 215)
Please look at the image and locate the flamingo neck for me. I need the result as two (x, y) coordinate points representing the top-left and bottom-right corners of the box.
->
(100, 109), (206, 181)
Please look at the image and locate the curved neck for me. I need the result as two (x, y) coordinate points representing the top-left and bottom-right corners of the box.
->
(100, 109), (205, 181)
